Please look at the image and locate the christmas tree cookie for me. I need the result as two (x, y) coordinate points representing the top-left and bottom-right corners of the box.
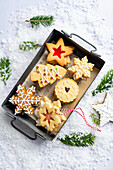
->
(46, 38), (75, 66)
(30, 64), (67, 88)
(68, 56), (94, 80)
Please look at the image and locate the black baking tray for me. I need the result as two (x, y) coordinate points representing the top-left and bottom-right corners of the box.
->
(1, 29), (105, 140)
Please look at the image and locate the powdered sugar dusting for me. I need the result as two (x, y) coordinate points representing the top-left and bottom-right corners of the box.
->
(0, 0), (113, 169)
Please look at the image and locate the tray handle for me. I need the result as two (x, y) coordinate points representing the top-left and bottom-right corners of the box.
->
(5, 112), (45, 140)
(11, 118), (46, 140)
(61, 30), (99, 54)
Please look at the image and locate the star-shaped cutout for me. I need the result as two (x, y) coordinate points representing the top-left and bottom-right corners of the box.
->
(92, 93), (113, 126)
(46, 38), (75, 66)
(68, 56), (94, 80)
(37, 96), (66, 132)
(53, 45), (65, 59)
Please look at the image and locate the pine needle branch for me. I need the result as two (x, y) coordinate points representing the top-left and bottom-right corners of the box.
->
(89, 113), (100, 126)
(25, 15), (54, 28)
(92, 69), (113, 96)
(0, 57), (12, 85)
(58, 132), (95, 147)
(19, 41), (42, 51)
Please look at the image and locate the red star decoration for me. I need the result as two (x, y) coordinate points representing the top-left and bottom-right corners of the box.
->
(46, 38), (75, 66)
(52, 45), (65, 59)
(43, 109), (54, 124)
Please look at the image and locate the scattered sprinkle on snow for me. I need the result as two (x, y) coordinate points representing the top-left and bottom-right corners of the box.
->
(0, 0), (113, 170)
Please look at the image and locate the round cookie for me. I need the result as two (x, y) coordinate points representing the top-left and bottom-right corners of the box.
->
(54, 78), (79, 103)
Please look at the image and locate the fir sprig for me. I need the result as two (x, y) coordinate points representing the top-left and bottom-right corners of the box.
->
(19, 41), (42, 51)
(58, 132), (95, 147)
(0, 57), (12, 85)
(92, 69), (113, 96)
(89, 113), (100, 126)
(25, 15), (54, 28)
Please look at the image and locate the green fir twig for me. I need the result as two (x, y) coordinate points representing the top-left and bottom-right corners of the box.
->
(58, 132), (95, 147)
(19, 41), (42, 51)
(92, 69), (113, 96)
(89, 113), (100, 126)
(25, 15), (54, 28)
(0, 57), (12, 85)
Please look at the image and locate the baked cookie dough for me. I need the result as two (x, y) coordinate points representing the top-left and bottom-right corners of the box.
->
(54, 78), (79, 103)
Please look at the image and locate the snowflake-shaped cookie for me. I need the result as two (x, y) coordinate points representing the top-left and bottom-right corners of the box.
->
(37, 96), (66, 132)
(68, 56), (94, 80)
(9, 84), (41, 115)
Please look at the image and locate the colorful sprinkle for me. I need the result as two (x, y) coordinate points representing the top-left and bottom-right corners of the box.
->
(56, 74), (58, 76)
(38, 71), (40, 73)
(41, 81), (43, 84)
(48, 73), (50, 75)
(56, 67), (58, 70)
(51, 76), (53, 79)
(40, 78), (42, 80)
(50, 69), (53, 71)
(45, 80), (47, 83)
(37, 65), (39, 68)
(44, 69), (46, 71)
(43, 73), (46, 76)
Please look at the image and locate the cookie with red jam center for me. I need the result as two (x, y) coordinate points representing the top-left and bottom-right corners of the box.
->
(54, 78), (79, 103)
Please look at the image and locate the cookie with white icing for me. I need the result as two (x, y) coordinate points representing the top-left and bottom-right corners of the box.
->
(9, 84), (41, 115)
(68, 56), (94, 80)
(30, 64), (67, 88)
(92, 93), (113, 126)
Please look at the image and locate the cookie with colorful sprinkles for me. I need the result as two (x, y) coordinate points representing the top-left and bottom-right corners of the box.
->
(30, 64), (67, 88)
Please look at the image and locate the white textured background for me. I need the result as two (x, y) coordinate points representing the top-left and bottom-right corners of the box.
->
(0, 0), (113, 170)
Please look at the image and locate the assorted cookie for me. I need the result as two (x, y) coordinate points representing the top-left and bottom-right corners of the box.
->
(54, 78), (79, 103)
(46, 38), (75, 66)
(30, 64), (67, 88)
(36, 96), (66, 132)
(68, 56), (94, 80)
(9, 85), (41, 115)
(9, 38), (96, 133)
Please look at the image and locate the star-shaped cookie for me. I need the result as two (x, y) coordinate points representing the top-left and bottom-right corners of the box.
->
(68, 56), (94, 80)
(92, 93), (113, 126)
(36, 96), (66, 132)
(46, 38), (75, 66)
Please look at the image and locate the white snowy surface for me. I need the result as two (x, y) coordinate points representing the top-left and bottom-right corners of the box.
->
(0, 0), (113, 170)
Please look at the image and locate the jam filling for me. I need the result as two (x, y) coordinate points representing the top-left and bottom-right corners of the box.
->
(52, 45), (65, 59)
(43, 109), (54, 124)
(65, 87), (70, 93)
